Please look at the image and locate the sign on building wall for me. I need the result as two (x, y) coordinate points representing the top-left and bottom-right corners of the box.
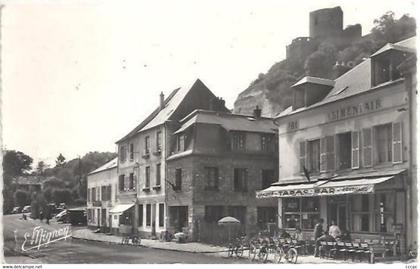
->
(327, 98), (382, 122)
(256, 184), (374, 198)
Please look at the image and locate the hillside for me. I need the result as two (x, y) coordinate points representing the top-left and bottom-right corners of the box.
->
(233, 11), (416, 117)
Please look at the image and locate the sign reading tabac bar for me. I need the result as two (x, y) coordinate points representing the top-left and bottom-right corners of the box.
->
(256, 184), (374, 199)
(327, 98), (382, 122)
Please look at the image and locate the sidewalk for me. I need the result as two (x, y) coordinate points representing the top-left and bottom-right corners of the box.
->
(70, 228), (379, 264)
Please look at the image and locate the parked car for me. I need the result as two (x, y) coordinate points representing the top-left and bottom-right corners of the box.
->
(12, 206), (23, 214)
(22, 205), (31, 213)
(55, 210), (69, 222)
(67, 208), (87, 226)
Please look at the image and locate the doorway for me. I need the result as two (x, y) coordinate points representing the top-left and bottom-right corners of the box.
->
(169, 206), (188, 232)
(329, 200), (348, 232)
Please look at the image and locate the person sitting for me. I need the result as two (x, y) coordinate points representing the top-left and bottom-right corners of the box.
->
(294, 227), (304, 241)
(280, 229), (291, 239)
(340, 230), (351, 242)
(328, 220), (341, 239)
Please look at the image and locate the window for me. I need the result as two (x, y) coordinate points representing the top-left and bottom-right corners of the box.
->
(129, 143), (134, 161)
(204, 206), (224, 223)
(146, 204), (151, 226)
(177, 135), (185, 152)
(138, 204), (143, 227)
(299, 141), (306, 173)
(228, 206), (246, 224)
(120, 145), (126, 162)
(234, 168), (247, 192)
(261, 135), (273, 152)
(308, 139), (320, 172)
(352, 195), (371, 232)
(156, 131), (162, 151)
(392, 122), (403, 163)
(283, 197), (320, 230)
(261, 169), (275, 189)
(205, 167), (218, 190)
(337, 132), (351, 170)
(145, 136), (150, 154)
(145, 166), (150, 188)
(101, 186), (107, 201)
(129, 173), (135, 190)
(375, 124), (392, 164)
(92, 187), (96, 201)
(120, 208), (133, 225)
(175, 169), (182, 190)
(156, 164), (161, 186)
(351, 131), (360, 169)
(159, 203), (164, 227)
(362, 128), (373, 167)
(231, 132), (246, 151)
(372, 57), (403, 86)
(375, 192), (395, 233)
(119, 175), (125, 191)
(257, 207), (277, 229)
(320, 136), (335, 172)
(87, 188), (91, 202)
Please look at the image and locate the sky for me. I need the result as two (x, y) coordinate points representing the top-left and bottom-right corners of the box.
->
(1, 0), (416, 167)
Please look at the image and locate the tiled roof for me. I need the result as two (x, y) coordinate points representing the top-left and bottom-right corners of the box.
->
(13, 175), (48, 185)
(174, 110), (277, 134)
(292, 76), (335, 87)
(276, 36), (416, 119)
(88, 157), (118, 175)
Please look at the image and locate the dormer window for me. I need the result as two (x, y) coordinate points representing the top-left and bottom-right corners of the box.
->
(291, 77), (334, 110)
(371, 44), (414, 87)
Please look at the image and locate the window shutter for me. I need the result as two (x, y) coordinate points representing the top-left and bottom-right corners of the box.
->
(320, 138), (327, 172)
(124, 175), (128, 191)
(362, 128), (373, 167)
(299, 141), (307, 173)
(351, 131), (360, 169)
(392, 122), (403, 163)
(326, 136), (335, 171)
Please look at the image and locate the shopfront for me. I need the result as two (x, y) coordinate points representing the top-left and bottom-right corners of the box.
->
(257, 171), (407, 251)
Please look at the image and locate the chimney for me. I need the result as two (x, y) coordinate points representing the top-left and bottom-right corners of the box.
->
(253, 105), (262, 118)
(160, 92), (165, 110)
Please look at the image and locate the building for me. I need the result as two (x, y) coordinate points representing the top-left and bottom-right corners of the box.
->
(165, 108), (278, 243)
(86, 157), (118, 233)
(115, 79), (229, 237)
(257, 37), (416, 256)
(13, 175), (44, 192)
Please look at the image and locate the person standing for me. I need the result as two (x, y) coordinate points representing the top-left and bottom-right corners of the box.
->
(328, 220), (341, 239)
(313, 218), (324, 257)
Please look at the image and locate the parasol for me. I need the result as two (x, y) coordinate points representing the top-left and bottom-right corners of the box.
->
(218, 216), (241, 243)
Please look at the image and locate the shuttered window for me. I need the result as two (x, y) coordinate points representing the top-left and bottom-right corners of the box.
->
(392, 122), (403, 163)
(320, 136), (335, 172)
(362, 128), (373, 167)
(299, 141), (306, 173)
(351, 131), (360, 169)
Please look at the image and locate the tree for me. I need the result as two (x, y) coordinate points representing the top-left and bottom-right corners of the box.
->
(372, 12), (416, 47)
(36, 161), (48, 175)
(55, 153), (66, 167)
(14, 190), (30, 207)
(2, 150), (33, 213)
(304, 42), (338, 78)
(52, 189), (72, 205)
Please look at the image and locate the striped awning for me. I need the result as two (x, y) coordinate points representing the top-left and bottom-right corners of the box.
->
(256, 176), (394, 199)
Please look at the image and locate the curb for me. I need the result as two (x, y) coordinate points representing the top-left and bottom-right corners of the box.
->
(71, 235), (227, 254)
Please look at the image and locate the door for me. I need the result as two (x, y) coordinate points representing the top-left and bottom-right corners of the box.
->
(101, 208), (107, 228)
(337, 204), (347, 231)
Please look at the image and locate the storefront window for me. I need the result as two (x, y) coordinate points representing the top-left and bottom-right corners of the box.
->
(351, 194), (371, 232)
(375, 192), (395, 233)
(283, 197), (320, 230)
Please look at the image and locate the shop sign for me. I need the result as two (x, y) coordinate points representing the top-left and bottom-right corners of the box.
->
(257, 184), (374, 199)
(327, 98), (382, 122)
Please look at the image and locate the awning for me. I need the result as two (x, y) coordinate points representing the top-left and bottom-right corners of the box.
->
(109, 203), (135, 215)
(256, 176), (394, 199)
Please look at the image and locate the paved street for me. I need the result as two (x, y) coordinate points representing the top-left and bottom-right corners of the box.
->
(3, 214), (248, 264)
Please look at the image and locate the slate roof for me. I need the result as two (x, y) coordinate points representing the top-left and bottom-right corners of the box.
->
(88, 157), (118, 175)
(174, 109), (277, 134)
(276, 36), (416, 119)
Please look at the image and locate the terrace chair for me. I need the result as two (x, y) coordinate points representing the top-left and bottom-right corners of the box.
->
(319, 241), (328, 258)
(336, 241), (346, 260)
(356, 242), (372, 263)
(344, 242), (356, 261)
(327, 241), (338, 258)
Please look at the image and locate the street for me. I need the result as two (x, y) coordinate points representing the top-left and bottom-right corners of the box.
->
(3, 214), (248, 264)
